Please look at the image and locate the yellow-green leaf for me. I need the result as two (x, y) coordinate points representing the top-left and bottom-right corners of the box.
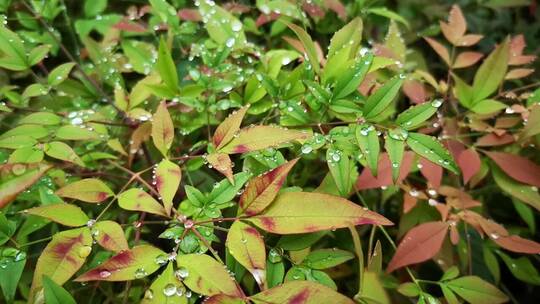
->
(117, 188), (167, 216)
(56, 178), (113, 203)
(206, 153), (235, 184)
(156, 38), (178, 91)
(75, 245), (165, 281)
(55, 125), (100, 141)
(247, 192), (392, 234)
(286, 22), (320, 74)
(25, 203), (89, 227)
(44, 141), (85, 167)
(447, 276), (508, 304)
(176, 254), (244, 297)
(251, 281), (354, 304)
(152, 102), (174, 157)
(0, 163), (52, 208)
(155, 159), (181, 215)
(213, 106), (249, 149)
(226, 221), (266, 288)
(141, 263), (187, 304)
(48, 62), (75, 86)
(92, 221), (129, 252)
(327, 17), (363, 60)
(472, 38), (509, 102)
(219, 126), (311, 154)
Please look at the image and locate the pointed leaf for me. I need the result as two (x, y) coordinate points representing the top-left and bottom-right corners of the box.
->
(485, 151), (540, 187)
(117, 188), (167, 216)
(213, 106), (249, 149)
(48, 62), (75, 86)
(155, 158), (182, 215)
(356, 124), (380, 177)
(472, 38), (510, 102)
(56, 178), (113, 203)
(327, 17), (362, 59)
(141, 263), (187, 304)
(286, 22), (320, 74)
(239, 159), (298, 215)
(303, 249), (354, 269)
(363, 76), (403, 120)
(219, 126), (311, 154)
(440, 5), (466, 45)
(406, 132), (459, 174)
(25, 203), (89, 227)
(44, 141), (85, 166)
(176, 254), (244, 297)
(453, 52), (483, 69)
(248, 192), (392, 234)
(492, 166), (540, 212)
(424, 37), (450, 65)
(30, 227), (92, 299)
(226, 221), (266, 288)
(152, 102), (174, 157)
(387, 221), (449, 273)
(42, 275), (77, 304)
(92, 221), (129, 252)
(157, 38), (178, 91)
(385, 132), (406, 182)
(458, 148), (481, 184)
(75, 245), (165, 281)
(0, 163), (52, 208)
(447, 276), (508, 304)
(396, 100), (440, 130)
(327, 148), (354, 197)
(206, 153), (235, 184)
(333, 53), (373, 100)
(251, 281), (354, 304)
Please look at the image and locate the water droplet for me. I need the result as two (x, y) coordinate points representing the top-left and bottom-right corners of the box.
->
(431, 99), (443, 108)
(489, 233), (500, 240)
(175, 267), (189, 279)
(225, 37), (235, 47)
(301, 144), (313, 154)
(134, 268), (147, 279)
(144, 289), (154, 299)
(99, 270), (111, 278)
(163, 284), (177, 297)
(428, 199), (438, 206)
(155, 254), (168, 265)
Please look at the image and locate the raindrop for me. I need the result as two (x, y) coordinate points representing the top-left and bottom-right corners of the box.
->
(431, 99), (443, 108)
(134, 268), (147, 279)
(163, 284), (177, 297)
(175, 267), (189, 279)
(99, 270), (111, 278)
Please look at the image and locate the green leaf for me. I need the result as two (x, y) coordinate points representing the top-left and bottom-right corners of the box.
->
(226, 221), (266, 287)
(0, 135), (37, 149)
(277, 232), (326, 251)
(396, 100), (440, 130)
(141, 263), (187, 304)
(492, 165), (540, 212)
(42, 275), (76, 304)
(470, 99), (507, 114)
(286, 22), (320, 75)
(0, 212), (16, 245)
(496, 251), (540, 285)
(251, 281), (354, 304)
(19, 112), (62, 125)
(219, 125), (311, 154)
(0, 26), (28, 71)
(385, 130), (406, 182)
(360, 271), (391, 304)
(30, 227), (92, 300)
(406, 132), (459, 174)
(122, 40), (155, 75)
(8, 146), (44, 163)
(367, 7), (410, 28)
(327, 17), (363, 60)
(198, 1), (246, 49)
(397, 282), (421, 297)
(55, 125), (100, 141)
(447, 276), (508, 304)
(48, 62), (76, 86)
(75, 245), (165, 281)
(25, 203), (89, 227)
(452, 74), (474, 108)
(176, 254), (244, 297)
(363, 76), (403, 120)
(472, 38), (510, 102)
(333, 53), (373, 100)
(0, 247), (26, 303)
(56, 178), (113, 203)
(152, 102), (175, 157)
(117, 188), (167, 216)
(155, 158), (182, 215)
(0, 163), (52, 208)
(327, 148), (354, 197)
(27, 44), (51, 66)
(84, 0), (107, 17)
(441, 285), (460, 304)
(302, 249), (354, 269)
(43, 141), (85, 167)
(157, 38), (178, 92)
(248, 191), (392, 234)
(356, 124), (380, 177)
(266, 260), (285, 288)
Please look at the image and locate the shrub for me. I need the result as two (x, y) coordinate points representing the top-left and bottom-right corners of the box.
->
(0, 0), (539, 303)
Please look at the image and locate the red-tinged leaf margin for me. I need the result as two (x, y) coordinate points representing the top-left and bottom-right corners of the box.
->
(356, 152), (414, 190)
(419, 158), (443, 188)
(247, 191), (393, 235)
(238, 158), (298, 216)
(55, 178), (114, 203)
(30, 227), (92, 301)
(458, 148), (481, 184)
(478, 218), (540, 254)
(424, 37), (450, 65)
(485, 151), (540, 187)
(92, 221), (129, 252)
(0, 163), (52, 208)
(154, 158), (182, 215)
(206, 153), (235, 184)
(75, 245), (165, 281)
(213, 106), (249, 149)
(250, 280), (355, 304)
(151, 102), (174, 157)
(226, 221), (267, 289)
(387, 221), (449, 273)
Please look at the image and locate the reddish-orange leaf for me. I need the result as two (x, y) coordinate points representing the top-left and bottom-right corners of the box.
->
(475, 133), (514, 147)
(75, 245), (165, 281)
(485, 151), (540, 187)
(92, 221), (129, 252)
(456, 34), (483, 46)
(387, 221), (449, 273)
(450, 224), (460, 244)
(440, 5), (466, 45)
(403, 80), (427, 104)
(30, 227), (92, 301)
(113, 20), (147, 33)
(128, 122), (151, 166)
(0, 163), (52, 208)
(505, 68), (534, 80)
(324, 0), (347, 20)
(213, 106), (249, 149)
(440, 186), (482, 209)
(419, 158), (443, 188)
(424, 37), (450, 65)
(403, 193), (417, 213)
(479, 218), (540, 254)
(248, 191), (392, 234)
(356, 152), (414, 190)
(453, 52), (483, 69)
(458, 148), (481, 184)
(178, 9), (201, 21)
(251, 281), (354, 304)
(239, 159), (298, 216)
(206, 153), (234, 184)
(509, 35), (537, 65)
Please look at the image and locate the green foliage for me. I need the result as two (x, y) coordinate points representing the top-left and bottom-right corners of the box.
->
(0, 1), (539, 303)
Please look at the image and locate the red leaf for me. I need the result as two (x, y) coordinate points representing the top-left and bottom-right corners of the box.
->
(419, 158), (443, 188)
(324, 0), (347, 20)
(458, 148), (481, 184)
(424, 37), (450, 65)
(505, 68), (534, 80)
(403, 193), (417, 213)
(403, 80), (427, 104)
(178, 9), (201, 21)
(485, 151), (540, 187)
(456, 34), (483, 46)
(206, 153), (234, 184)
(356, 152), (414, 190)
(440, 5), (466, 45)
(387, 221), (449, 273)
(494, 236), (540, 254)
(113, 20), (147, 33)
(475, 133), (514, 147)
(453, 52), (483, 69)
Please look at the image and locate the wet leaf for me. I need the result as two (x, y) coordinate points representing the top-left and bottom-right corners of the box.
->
(92, 221), (129, 252)
(226, 221), (266, 288)
(117, 188), (167, 216)
(56, 178), (114, 203)
(406, 132), (459, 174)
(44, 141), (85, 166)
(251, 280), (354, 304)
(472, 38), (509, 102)
(248, 192), (392, 234)
(302, 249), (354, 269)
(458, 148), (481, 184)
(219, 126), (311, 154)
(363, 76), (403, 120)
(327, 17), (362, 60)
(76, 245), (165, 281)
(25, 203), (89, 227)
(213, 106), (249, 149)
(492, 166), (540, 212)
(42, 275), (76, 304)
(395, 101), (439, 130)
(447, 276), (508, 304)
(156, 38), (178, 91)
(286, 22), (320, 74)
(356, 124), (380, 177)
(48, 62), (75, 86)
(206, 153), (235, 184)
(485, 151), (540, 187)
(155, 158), (182, 215)
(0, 163), (52, 208)
(152, 102), (174, 157)
(141, 263), (187, 304)
(327, 148), (354, 197)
